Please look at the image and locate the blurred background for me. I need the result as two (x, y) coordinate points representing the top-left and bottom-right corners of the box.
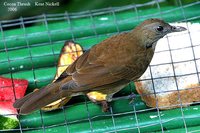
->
(0, 0), (196, 20)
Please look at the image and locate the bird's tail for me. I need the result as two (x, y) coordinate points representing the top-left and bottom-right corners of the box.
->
(13, 76), (72, 114)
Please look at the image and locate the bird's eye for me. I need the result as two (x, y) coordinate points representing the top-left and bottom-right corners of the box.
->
(156, 26), (164, 32)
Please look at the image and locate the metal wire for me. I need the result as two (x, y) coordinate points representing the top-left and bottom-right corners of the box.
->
(43, 14), (58, 68)
(0, 1), (198, 29)
(0, 0), (200, 133)
(0, 21), (24, 133)
(62, 106), (70, 133)
(132, 102), (141, 133)
(85, 98), (94, 133)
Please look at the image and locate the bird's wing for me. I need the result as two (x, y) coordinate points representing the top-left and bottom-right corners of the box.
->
(61, 35), (142, 92)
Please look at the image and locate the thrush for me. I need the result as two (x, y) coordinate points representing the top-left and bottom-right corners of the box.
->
(13, 18), (186, 114)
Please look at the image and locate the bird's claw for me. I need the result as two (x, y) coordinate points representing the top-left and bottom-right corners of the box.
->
(129, 93), (136, 104)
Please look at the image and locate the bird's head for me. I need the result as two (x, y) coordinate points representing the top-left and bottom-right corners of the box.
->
(134, 18), (187, 49)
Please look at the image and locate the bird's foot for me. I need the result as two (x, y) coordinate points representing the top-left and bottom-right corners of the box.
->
(129, 93), (137, 104)
(100, 100), (109, 112)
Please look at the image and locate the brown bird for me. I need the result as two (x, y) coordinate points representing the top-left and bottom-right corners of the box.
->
(13, 18), (186, 114)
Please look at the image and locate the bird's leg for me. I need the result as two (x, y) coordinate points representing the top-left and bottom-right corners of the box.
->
(100, 100), (109, 112)
(106, 94), (114, 102)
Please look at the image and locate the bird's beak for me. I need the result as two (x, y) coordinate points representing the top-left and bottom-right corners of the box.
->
(171, 26), (187, 32)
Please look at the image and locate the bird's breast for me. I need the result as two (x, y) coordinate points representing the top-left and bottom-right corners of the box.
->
(128, 48), (155, 80)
